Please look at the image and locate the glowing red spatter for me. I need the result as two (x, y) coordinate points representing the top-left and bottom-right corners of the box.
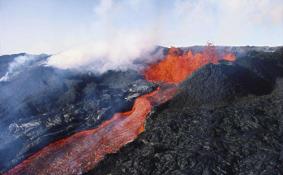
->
(144, 44), (236, 84)
(4, 86), (177, 175)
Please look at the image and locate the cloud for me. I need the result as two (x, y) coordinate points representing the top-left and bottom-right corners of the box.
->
(47, 30), (158, 73)
(1, 0), (282, 55)
(47, 0), (160, 73)
(217, 0), (283, 25)
(93, 0), (113, 17)
(173, 0), (283, 25)
(47, 0), (283, 72)
(161, 0), (283, 46)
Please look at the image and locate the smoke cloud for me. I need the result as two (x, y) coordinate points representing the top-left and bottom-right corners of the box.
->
(47, 32), (158, 74)
(47, 0), (161, 73)
(46, 0), (283, 73)
(0, 54), (45, 82)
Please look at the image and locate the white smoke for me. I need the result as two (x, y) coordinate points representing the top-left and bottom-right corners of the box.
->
(0, 54), (44, 82)
(47, 0), (160, 74)
(46, 0), (283, 73)
(47, 31), (157, 74)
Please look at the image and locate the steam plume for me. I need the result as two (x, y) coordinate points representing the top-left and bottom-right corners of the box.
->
(47, 32), (158, 74)
(46, 0), (283, 73)
(0, 54), (44, 82)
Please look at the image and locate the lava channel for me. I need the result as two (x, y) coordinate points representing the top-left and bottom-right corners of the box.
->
(4, 86), (177, 175)
(5, 45), (236, 175)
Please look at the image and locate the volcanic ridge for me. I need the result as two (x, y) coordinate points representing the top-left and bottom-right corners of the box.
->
(0, 45), (282, 175)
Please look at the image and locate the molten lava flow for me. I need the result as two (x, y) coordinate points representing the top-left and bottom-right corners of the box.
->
(144, 44), (236, 84)
(5, 45), (236, 175)
(4, 86), (177, 175)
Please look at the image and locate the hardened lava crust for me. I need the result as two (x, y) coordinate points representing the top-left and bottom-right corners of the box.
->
(87, 48), (283, 175)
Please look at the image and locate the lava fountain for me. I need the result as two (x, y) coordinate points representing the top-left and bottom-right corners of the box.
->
(4, 45), (235, 175)
(144, 44), (236, 84)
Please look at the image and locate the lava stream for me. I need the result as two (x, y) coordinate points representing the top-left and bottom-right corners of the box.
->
(4, 86), (177, 175)
(5, 45), (236, 175)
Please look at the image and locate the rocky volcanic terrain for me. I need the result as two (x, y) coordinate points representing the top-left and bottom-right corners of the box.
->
(0, 46), (282, 174)
(88, 47), (283, 175)
(0, 53), (155, 172)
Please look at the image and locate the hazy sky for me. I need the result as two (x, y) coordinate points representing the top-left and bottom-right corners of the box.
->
(0, 0), (282, 54)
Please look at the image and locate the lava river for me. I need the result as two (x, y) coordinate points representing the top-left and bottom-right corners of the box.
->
(4, 46), (235, 175)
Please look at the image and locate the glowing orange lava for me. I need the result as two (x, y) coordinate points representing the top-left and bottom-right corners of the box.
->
(144, 44), (236, 84)
(5, 45), (236, 175)
(4, 86), (177, 175)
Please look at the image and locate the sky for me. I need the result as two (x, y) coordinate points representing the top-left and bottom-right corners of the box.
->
(0, 0), (282, 55)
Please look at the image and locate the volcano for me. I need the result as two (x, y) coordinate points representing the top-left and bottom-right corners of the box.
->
(0, 45), (283, 175)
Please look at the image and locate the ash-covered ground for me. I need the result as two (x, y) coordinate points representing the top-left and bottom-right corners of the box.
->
(88, 47), (283, 175)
